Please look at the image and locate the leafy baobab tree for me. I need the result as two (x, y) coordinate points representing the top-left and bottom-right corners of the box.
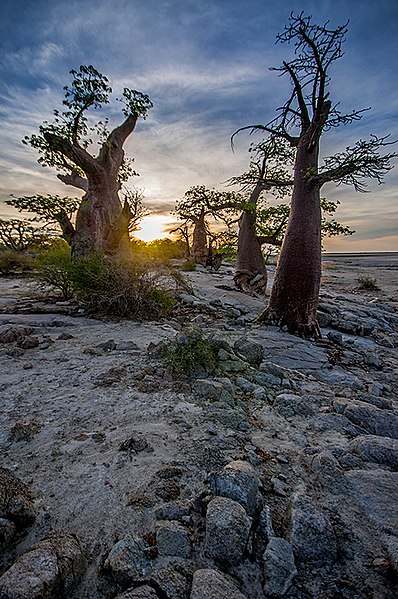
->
(233, 14), (396, 337)
(23, 65), (152, 256)
(229, 138), (294, 294)
(174, 186), (241, 265)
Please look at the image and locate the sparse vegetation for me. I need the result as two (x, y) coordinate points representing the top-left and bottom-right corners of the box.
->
(181, 260), (197, 272)
(0, 251), (35, 275)
(163, 329), (219, 376)
(35, 247), (175, 318)
(357, 276), (380, 291)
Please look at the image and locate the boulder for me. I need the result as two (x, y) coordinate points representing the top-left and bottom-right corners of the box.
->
(205, 497), (251, 565)
(116, 587), (159, 599)
(104, 534), (152, 585)
(350, 436), (398, 469)
(210, 460), (258, 516)
(0, 468), (36, 527)
(0, 531), (84, 599)
(190, 569), (247, 599)
(344, 403), (398, 440)
(233, 338), (264, 365)
(156, 521), (191, 558)
(263, 537), (297, 597)
(286, 494), (337, 566)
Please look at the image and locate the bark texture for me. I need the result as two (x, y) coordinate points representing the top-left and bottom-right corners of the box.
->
(234, 184), (268, 295)
(260, 131), (322, 337)
(192, 209), (208, 265)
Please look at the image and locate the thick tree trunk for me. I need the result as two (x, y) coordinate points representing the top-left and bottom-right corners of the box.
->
(234, 184), (267, 295)
(192, 210), (208, 265)
(260, 134), (322, 337)
(71, 174), (126, 257)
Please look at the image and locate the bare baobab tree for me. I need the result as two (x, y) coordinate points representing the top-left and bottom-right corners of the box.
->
(23, 65), (153, 256)
(233, 13), (396, 337)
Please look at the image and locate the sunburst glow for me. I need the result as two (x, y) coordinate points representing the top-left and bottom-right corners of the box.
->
(133, 214), (172, 242)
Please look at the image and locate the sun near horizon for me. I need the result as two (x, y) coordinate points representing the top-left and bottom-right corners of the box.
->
(133, 214), (174, 242)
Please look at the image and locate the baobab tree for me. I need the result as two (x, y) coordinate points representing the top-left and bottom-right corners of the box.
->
(229, 138), (294, 294)
(23, 65), (152, 256)
(174, 186), (241, 265)
(233, 14), (396, 337)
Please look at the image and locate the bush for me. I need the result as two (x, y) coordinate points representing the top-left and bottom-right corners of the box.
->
(35, 248), (174, 319)
(180, 260), (196, 272)
(35, 245), (74, 299)
(163, 329), (219, 376)
(357, 276), (380, 291)
(0, 251), (35, 275)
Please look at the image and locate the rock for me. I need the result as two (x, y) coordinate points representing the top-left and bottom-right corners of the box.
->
(57, 332), (75, 340)
(118, 435), (154, 454)
(235, 376), (256, 393)
(210, 460), (259, 516)
(150, 567), (187, 598)
(116, 586), (159, 599)
(221, 359), (248, 373)
(192, 378), (235, 405)
(5, 348), (25, 358)
(350, 436), (398, 469)
(343, 402), (398, 440)
(10, 419), (41, 442)
(0, 518), (16, 552)
(190, 569), (247, 599)
(104, 534), (152, 585)
(326, 330), (343, 344)
(17, 335), (39, 349)
(316, 311), (332, 328)
(0, 468), (36, 527)
(233, 338), (264, 365)
(0, 531), (84, 599)
(155, 501), (192, 521)
(156, 521), (191, 558)
(273, 394), (315, 418)
(345, 470), (398, 534)
(287, 494), (337, 566)
(254, 504), (275, 555)
(0, 326), (33, 344)
(263, 537), (297, 597)
(204, 497), (251, 565)
(117, 341), (140, 351)
(96, 339), (117, 350)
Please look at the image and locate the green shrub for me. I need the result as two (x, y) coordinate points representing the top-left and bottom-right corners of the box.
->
(35, 245), (74, 299)
(35, 249), (174, 319)
(0, 251), (35, 275)
(180, 260), (196, 272)
(163, 329), (219, 376)
(357, 276), (380, 291)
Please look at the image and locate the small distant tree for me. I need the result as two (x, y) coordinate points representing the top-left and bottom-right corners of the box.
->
(234, 14), (396, 336)
(174, 186), (241, 264)
(6, 194), (80, 244)
(0, 219), (47, 252)
(23, 65), (152, 256)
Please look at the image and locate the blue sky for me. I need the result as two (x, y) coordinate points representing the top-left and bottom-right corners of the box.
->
(1, 0), (397, 250)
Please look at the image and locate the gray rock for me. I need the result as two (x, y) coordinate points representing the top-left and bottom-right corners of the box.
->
(190, 568), (247, 599)
(263, 537), (297, 597)
(150, 568), (187, 598)
(346, 470), (398, 534)
(117, 340), (140, 351)
(287, 494), (337, 566)
(105, 534), (152, 585)
(221, 359), (248, 373)
(155, 501), (192, 521)
(235, 376), (256, 393)
(210, 460), (258, 516)
(0, 518), (16, 552)
(17, 335), (40, 349)
(326, 330), (343, 344)
(192, 378), (235, 405)
(344, 402), (398, 440)
(254, 504), (275, 555)
(205, 497), (251, 565)
(117, 586), (159, 599)
(0, 467), (36, 527)
(0, 531), (84, 599)
(233, 338), (264, 365)
(0, 326), (33, 344)
(317, 311), (332, 328)
(273, 394), (315, 418)
(156, 521), (191, 558)
(253, 386), (268, 401)
(350, 436), (398, 469)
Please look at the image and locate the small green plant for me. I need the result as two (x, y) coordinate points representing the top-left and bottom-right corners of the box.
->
(181, 260), (196, 272)
(35, 244), (74, 299)
(163, 329), (219, 376)
(357, 276), (380, 291)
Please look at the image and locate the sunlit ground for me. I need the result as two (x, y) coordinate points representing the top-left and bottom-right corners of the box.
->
(133, 214), (173, 242)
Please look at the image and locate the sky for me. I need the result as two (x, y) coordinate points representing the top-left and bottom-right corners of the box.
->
(0, 0), (397, 250)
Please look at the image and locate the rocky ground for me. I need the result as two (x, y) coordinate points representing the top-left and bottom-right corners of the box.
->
(0, 256), (397, 599)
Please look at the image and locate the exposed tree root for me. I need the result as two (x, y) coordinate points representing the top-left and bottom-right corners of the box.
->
(258, 305), (322, 339)
(234, 269), (267, 296)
